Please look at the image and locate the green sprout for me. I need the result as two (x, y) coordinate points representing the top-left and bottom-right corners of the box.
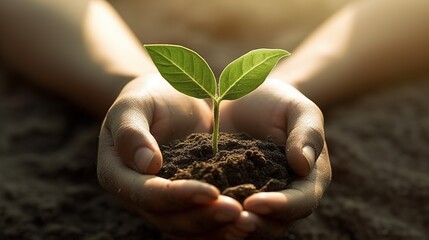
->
(144, 44), (290, 155)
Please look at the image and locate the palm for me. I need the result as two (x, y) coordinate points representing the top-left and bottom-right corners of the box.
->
(138, 74), (212, 144)
(220, 78), (296, 144)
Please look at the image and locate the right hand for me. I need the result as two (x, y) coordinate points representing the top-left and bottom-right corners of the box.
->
(97, 74), (251, 239)
(220, 78), (331, 238)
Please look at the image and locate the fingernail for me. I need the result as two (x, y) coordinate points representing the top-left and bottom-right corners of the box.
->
(134, 147), (155, 173)
(214, 210), (237, 222)
(302, 145), (315, 170)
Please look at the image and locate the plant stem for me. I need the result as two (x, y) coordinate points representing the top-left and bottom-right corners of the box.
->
(212, 99), (220, 155)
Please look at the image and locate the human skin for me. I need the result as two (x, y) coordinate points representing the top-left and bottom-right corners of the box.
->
(238, 1), (429, 235)
(220, 78), (330, 237)
(97, 74), (246, 239)
(6, 0), (428, 239)
(97, 0), (429, 237)
(270, 0), (429, 109)
(0, 0), (155, 116)
(1, 1), (328, 238)
(1, 1), (249, 238)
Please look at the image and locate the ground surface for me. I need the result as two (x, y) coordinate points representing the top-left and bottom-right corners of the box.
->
(1, 67), (428, 239)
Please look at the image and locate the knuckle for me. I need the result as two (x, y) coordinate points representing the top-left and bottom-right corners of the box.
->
(307, 126), (325, 149)
(115, 124), (141, 146)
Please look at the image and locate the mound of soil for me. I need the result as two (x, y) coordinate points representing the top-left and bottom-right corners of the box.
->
(158, 133), (295, 203)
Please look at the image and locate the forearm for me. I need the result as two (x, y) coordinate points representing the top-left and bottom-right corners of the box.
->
(271, 0), (429, 108)
(0, 0), (156, 117)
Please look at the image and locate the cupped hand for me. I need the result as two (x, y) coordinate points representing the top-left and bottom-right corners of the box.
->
(97, 74), (245, 239)
(220, 78), (332, 238)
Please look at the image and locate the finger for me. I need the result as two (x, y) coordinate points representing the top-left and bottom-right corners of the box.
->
(244, 147), (331, 221)
(105, 94), (163, 175)
(136, 179), (223, 213)
(285, 99), (325, 176)
(232, 211), (257, 233)
(98, 127), (220, 213)
(247, 218), (290, 240)
(226, 211), (290, 240)
(244, 186), (315, 221)
(144, 195), (242, 238)
(222, 211), (258, 240)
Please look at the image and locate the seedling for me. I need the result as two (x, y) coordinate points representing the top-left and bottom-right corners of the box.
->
(144, 44), (290, 154)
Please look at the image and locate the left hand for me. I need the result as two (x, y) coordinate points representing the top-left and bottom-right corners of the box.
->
(97, 74), (244, 239)
(220, 78), (332, 238)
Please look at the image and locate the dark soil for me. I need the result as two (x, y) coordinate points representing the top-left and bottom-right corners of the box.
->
(158, 133), (295, 203)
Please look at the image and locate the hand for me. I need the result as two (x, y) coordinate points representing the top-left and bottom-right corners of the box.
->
(97, 74), (245, 239)
(220, 78), (332, 238)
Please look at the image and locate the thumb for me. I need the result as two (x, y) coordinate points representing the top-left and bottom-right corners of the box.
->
(286, 105), (325, 177)
(286, 126), (323, 177)
(105, 100), (162, 175)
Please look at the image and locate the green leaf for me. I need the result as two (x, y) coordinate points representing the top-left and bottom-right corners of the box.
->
(144, 44), (217, 99)
(218, 49), (290, 101)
